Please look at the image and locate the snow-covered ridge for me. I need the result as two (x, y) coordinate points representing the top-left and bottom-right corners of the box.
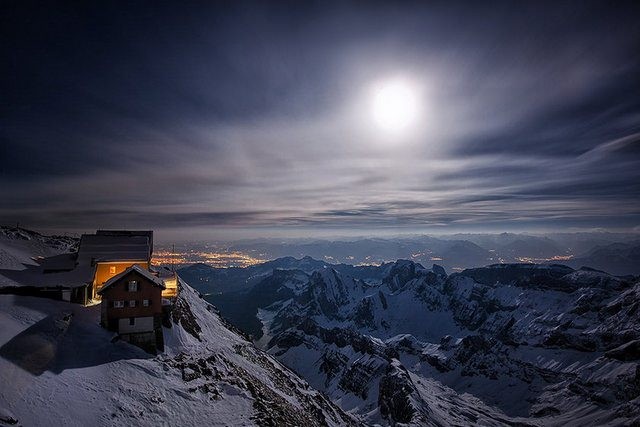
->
(0, 226), (77, 271)
(0, 278), (357, 426)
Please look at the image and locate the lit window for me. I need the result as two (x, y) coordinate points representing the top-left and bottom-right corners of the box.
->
(109, 266), (116, 274)
(143, 299), (150, 307)
(128, 281), (138, 292)
(114, 300), (124, 308)
(129, 300), (136, 308)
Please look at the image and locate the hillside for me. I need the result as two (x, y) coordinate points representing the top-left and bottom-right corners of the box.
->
(0, 280), (356, 426)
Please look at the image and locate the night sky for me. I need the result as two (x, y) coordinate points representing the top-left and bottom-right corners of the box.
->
(2, 1), (639, 240)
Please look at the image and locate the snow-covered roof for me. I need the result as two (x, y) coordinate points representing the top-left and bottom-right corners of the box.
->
(96, 230), (153, 256)
(0, 264), (95, 288)
(37, 253), (77, 271)
(98, 265), (165, 294)
(77, 234), (151, 265)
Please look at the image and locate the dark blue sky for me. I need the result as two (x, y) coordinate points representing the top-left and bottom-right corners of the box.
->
(1, 1), (639, 240)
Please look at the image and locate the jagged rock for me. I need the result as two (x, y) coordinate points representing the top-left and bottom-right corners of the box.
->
(439, 335), (453, 350)
(378, 290), (388, 309)
(421, 353), (451, 373)
(382, 260), (425, 292)
(339, 355), (387, 399)
(455, 335), (494, 364)
(605, 339), (640, 361)
(542, 330), (597, 352)
(378, 360), (428, 425)
(353, 297), (376, 329)
(172, 296), (202, 341)
(319, 351), (349, 387)
(432, 264), (447, 277)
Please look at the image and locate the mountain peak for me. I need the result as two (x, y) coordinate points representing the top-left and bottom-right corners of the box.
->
(431, 264), (447, 276)
(382, 260), (425, 292)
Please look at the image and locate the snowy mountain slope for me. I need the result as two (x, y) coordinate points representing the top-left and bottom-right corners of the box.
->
(0, 280), (357, 426)
(208, 259), (640, 425)
(0, 227), (78, 290)
(0, 226), (77, 269)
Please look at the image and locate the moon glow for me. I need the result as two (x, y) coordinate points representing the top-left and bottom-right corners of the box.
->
(371, 79), (420, 134)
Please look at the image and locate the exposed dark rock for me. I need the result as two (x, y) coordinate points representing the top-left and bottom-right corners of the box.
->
(439, 335), (453, 350)
(378, 360), (428, 425)
(605, 340), (640, 361)
(338, 355), (387, 399)
(171, 295), (202, 341)
(353, 297), (376, 329)
(455, 264), (576, 292)
(532, 406), (561, 417)
(267, 330), (305, 352)
(542, 330), (597, 352)
(319, 351), (348, 387)
(378, 290), (388, 309)
(421, 353), (452, 373)
(432, 264), (447, 277)
(382, 260), (425, 292)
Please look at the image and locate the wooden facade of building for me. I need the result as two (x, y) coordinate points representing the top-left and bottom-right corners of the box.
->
(93, 260), (150, 298)
(98, 265), (165, 352)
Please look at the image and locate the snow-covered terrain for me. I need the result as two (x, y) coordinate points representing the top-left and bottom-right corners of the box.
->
(3, 227), (639, 426)
(0, 227), (78, 287)
(0, 280), (356, 426)
(202, 259), (640, 425)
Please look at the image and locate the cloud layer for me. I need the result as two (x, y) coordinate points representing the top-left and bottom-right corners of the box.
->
(1, 1), (639, 239)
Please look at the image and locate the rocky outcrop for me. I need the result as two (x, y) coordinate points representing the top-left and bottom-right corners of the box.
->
(605, 339), (640, 361)
(378, 360), (429, 425)
(172, 294), (202, 341)
(339, 355), (387, 399)
(382, 260), (425, 292)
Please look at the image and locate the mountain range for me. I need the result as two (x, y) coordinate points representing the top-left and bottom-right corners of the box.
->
(225, 233), (640, 275)
(183, 257), (640, 425)
(565, 242), (640, 276)
(1, 227), (639, 425)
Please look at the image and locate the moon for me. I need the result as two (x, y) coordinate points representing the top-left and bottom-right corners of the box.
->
(371, 78), (420, 134)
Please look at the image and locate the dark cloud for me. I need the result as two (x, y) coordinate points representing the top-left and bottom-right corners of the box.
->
(1, 1), (639, 238)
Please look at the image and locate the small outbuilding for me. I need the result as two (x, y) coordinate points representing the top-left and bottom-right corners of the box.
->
(97, 264), (165, 352)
